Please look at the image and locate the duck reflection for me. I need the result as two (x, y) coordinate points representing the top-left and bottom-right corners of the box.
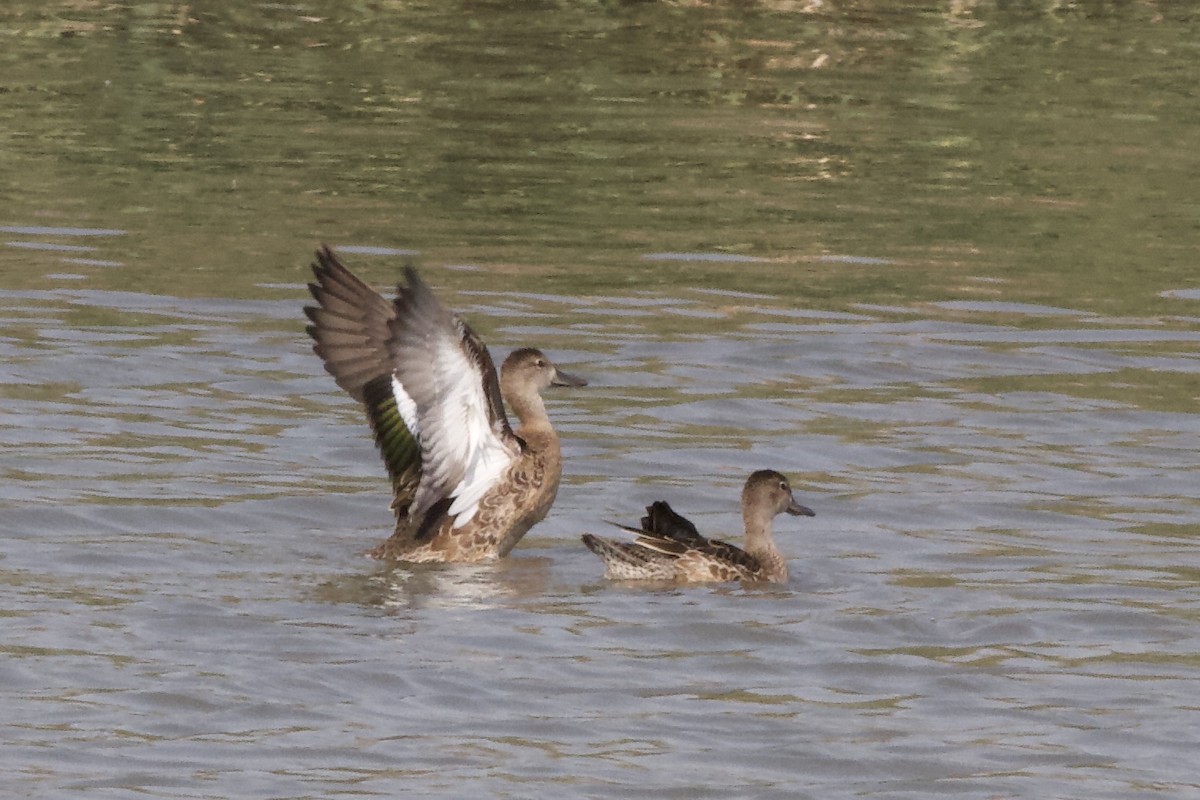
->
(314, 556), (554, 612)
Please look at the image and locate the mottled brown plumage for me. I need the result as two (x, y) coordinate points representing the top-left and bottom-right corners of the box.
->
(305, 246), (585, 563)
(582, 470), (814, 583)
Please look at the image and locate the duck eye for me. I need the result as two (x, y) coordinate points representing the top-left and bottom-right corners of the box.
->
(535, 359), (546, 368)
(779, 481), (788, 491)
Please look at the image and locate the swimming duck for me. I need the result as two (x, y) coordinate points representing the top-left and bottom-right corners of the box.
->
(304, 246), (586, 562)
(581, 470), (814, 583)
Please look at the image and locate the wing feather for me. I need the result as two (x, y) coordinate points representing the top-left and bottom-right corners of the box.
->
(305, 246), (395, 403)
(641, 501), (704, 545)
(386, 267), (520, 525)
(306, 247), (423, 515)
(692, 539), (761, 574)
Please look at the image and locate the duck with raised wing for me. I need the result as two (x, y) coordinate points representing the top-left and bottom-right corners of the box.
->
(304, 246), (586, 562)
(581, 470), (814, 583)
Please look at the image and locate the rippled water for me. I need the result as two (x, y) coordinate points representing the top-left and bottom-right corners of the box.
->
(4, 1), (1200, 797)
(3, 271), (1198, 798)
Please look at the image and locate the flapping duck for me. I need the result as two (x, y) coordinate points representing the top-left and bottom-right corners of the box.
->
(305, 247), (585, 562)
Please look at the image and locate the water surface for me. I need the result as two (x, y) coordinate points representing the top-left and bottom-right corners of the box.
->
(2, 2), (1198, 798)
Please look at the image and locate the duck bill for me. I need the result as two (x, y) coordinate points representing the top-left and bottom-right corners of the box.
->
(786, 499), (815, 517)
(551, 368), (587, 388)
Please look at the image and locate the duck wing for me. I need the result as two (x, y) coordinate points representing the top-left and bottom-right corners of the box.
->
(629, 501), (762, 577)
(305, 246), (395, 402)
(305, 247), (422, 515)
(596, 501), (704, 558)
(640, 500), (705, 545)
(386, 267), (522, 530)
(687, 538), (762, 576)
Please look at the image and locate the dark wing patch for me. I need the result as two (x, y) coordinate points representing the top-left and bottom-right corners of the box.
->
(360, 374), (421, 518)
(640, 501), (704, 545)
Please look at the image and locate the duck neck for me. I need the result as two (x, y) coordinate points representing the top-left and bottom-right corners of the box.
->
(743, 508), (785, 579)
(504, 385), (551, 434)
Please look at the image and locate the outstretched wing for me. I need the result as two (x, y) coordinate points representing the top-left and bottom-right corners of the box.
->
(305, 247), (422, 516)
(305, 246), (395, 402)
(386, 267), (521, 529)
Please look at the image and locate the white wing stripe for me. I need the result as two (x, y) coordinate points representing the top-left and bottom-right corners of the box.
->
(447, 435), (511, 527)
(405, 333), (517, 523)
(390, 375), (420, 439)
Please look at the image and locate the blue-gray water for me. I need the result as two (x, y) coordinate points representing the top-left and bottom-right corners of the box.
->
(3, 280), (1197, 798)
(3, 2), (1199, 798)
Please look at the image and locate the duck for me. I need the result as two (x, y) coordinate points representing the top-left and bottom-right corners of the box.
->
(581, 470), (814, 583)
(304, 246), (586, 562)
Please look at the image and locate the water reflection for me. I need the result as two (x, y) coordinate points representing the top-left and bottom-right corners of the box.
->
(315, 558), (555, 613)
(6, 241), (98, 253)
(0, 226), (128, 237)
(642, 252), (765, 263)
(333, 245), (421, 257)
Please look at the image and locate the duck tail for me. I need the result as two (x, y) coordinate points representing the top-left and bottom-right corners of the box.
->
(581, 533), (622, 560)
